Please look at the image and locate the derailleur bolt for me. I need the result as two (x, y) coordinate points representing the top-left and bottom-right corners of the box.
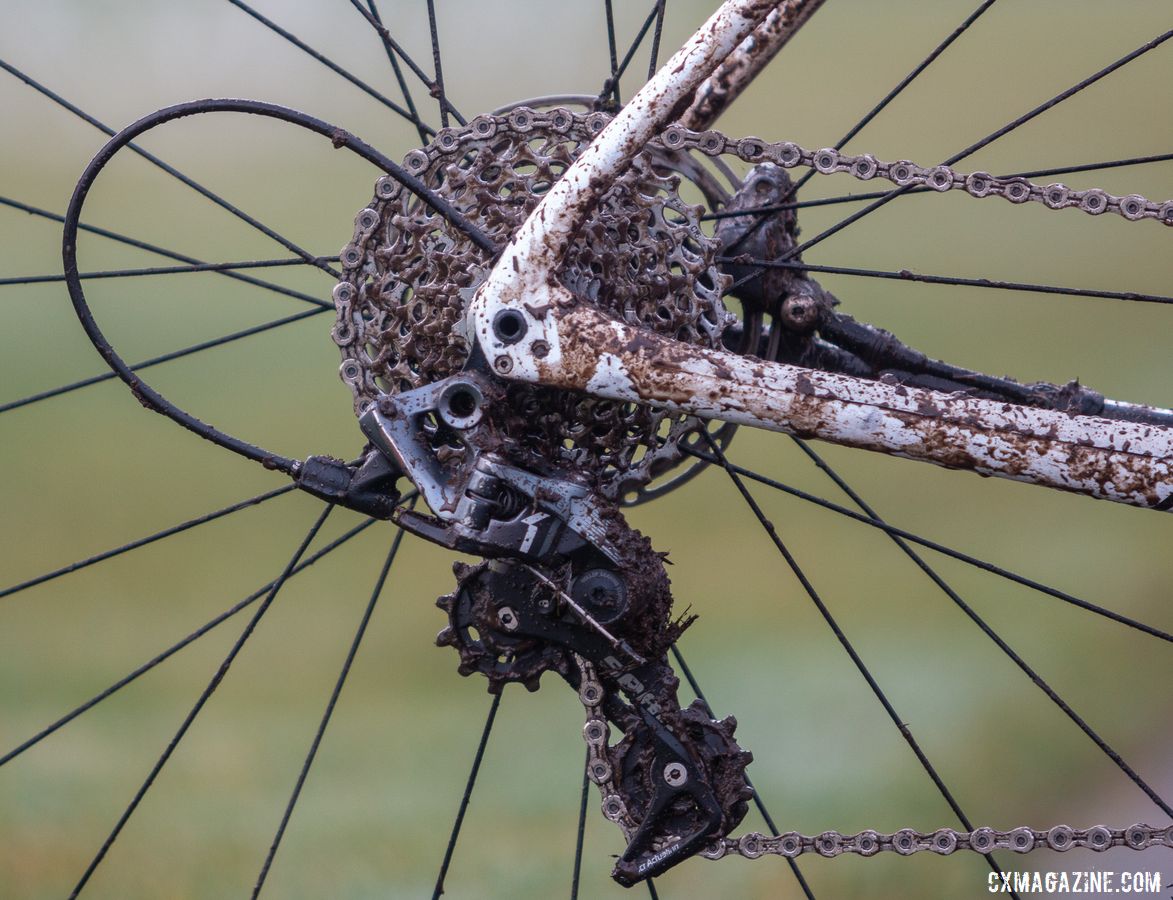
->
(663, 762), (688, 788)
(497, 606), (519, 631)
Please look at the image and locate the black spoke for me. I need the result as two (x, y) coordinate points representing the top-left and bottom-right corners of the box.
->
(648, 0), (667, 79)
(1, 484), (295, 600)
(0, 255), (340, 288)
(604, 1), (664, 104)
(432, 691), (503, 899)
(0, 515), (377, 770)
(570, 751), (590, 900)
(339, 3), (455, 131)
(603, 0), (621, 106)
(700, 433), (1018, 889)
(252, 515), (412, 897)
(425, 0), (465, 127)
(347, 0), (434, 144)
(789, 436), (1173, 820)
(226, 0), (427, 139)
(724, 0), (999, 255)
(1, 196), (330, 308)
(0, 59), (340, 279)
(786, 28), (1173, 262)
(646, 878), (660, 899)
(840, 0), (998, 155)
(717, 255), (1173, 306)
(1008, 151), (1173, 183)
(0, 306), (328, 415)
(670, 646), (816, 900)
(795, 1), (997, 195)
(68, 504), (334, 898)
(681, 446), (1173, 645)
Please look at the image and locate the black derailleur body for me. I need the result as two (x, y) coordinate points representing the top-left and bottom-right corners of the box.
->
(336, 362), (751, 886)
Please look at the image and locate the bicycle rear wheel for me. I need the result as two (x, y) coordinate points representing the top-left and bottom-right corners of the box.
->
(1, 2), (1170, 898)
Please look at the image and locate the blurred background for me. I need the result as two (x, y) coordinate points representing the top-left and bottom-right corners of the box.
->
(1, 1), (1171, 897)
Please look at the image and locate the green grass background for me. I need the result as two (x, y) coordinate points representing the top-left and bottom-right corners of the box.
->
(1, 1), (1171, 898)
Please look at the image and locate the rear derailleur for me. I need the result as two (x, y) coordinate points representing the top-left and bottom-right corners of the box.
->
(310, 368), (752, 886)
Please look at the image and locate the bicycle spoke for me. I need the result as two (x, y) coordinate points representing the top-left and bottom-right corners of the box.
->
(605, 1), (665, 104)
(670, 646), (816, 900)
(785, 27), (1173, 262)
(1008, 151), (1173, 183)
(840, 0), (999, 157)
(0, 59), (341, 279)
(431, 692), (503, 900)
(425, 0), (465, 128)
(570, 751), (590, 900)
(1, 196), (331, 308)
(717, 255), (1173, 306)
(68, 503), (334, 898)
(346, 0), (434, 144)
(0, 306), (327, 415)
(0, 484), (295, 601)
(252, 515), (412, 897)
(681, 446), (1173, 645)
(789, 436), (1173, 821)
(0, 516), (378, 770)
(647, 0), (667, 80)
(225, 0), (423, 140)
(0, 255), (340, 288)
(603, 0), (621, 106)
(646, 877), (660, 899)
(724, 0), (999, 255)
(700, 433), (1017, 891)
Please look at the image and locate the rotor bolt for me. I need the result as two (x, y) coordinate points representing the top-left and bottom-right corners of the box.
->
(497, 606), (518, 631)
(493, 355), (513, 374)
(662, 762), (688, 788)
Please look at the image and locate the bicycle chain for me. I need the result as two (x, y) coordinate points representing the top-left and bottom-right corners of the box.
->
(574, 660), (1173, 864)
(656, 123), (1173, 224)
(357, 107), (1172, 232)
(576, 655), (640, 839)
(702, 823), (1173, 862)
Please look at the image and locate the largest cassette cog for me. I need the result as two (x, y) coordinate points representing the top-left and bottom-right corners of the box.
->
(331, 107), (732, 500)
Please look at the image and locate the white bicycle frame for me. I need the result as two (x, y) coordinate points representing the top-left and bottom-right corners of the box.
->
(466, 0), (1172, 511)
